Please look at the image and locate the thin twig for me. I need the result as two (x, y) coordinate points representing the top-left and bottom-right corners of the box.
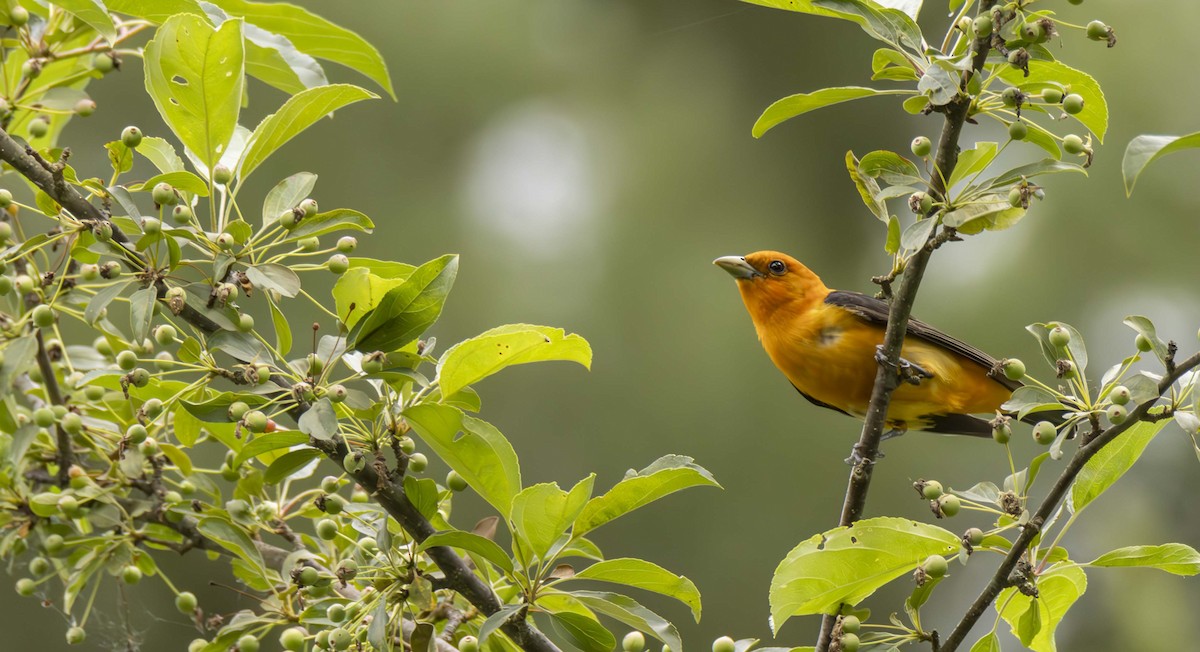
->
(939, 351), (1200, 651)
(33, 329), (73, 484)
(815, 4), (997, 650)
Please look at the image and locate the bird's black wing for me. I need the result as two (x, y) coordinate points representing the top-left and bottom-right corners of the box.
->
(823, 290), (1020, 391)
(791, 383), (853, 417)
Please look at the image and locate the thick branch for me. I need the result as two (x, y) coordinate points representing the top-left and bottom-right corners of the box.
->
(815, 6), (997, 650)
(0, 127), (552, 651)
(939, 351), (1200, 651)
(34, 329), (73, 484)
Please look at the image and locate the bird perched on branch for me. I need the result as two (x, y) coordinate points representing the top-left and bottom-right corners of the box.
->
(715, 251), (1053, 440)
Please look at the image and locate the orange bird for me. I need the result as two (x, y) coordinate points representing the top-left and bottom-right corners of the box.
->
(715, 251), (1044, 438)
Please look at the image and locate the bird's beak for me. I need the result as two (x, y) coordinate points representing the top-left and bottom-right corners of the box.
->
(713, 256), (762, 280)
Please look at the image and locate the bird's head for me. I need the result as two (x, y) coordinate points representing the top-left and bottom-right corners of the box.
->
(713, 251), (828, 325)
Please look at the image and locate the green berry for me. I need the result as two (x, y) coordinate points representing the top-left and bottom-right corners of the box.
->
(20, 59), (39, 79)
(337, 236), (357, 253)
(936, 494), (961, 517)
(299, 236), (320, 251)
(15, 578), (36, 596)
(1033, 421), (1057, 445)
(923, 554), (948, 578)
(972, 15), (993, 38)
(227, 401), (250, 421)
(44, 534), (65, 554)
(215, 233), (235, 250)
(0, 276), (11, 295)
(330, 627), (353, 650)
(58, 495), (80, 517)
(321, 476), (340, 494)
(138, 437), (158, 456)
(1048, 325), (1071, 347)
(343, 451), (365, 474)
(172, 205), (193, 224)
(66, 626), (86, 645)
(278, 209), (299, 229)
(15, 273), (35, 294)
(992, 421), (1011, 444)
(29, 557), (50, 576)
(255, 364), (271, 385)
(712, 637), (736, 652)
(9, 5), (29, 27)
(212, 164), (233, 186)
(1063, 94), (1085, 115)
(306, 353), (323, 375)
(129, 367), (150, 387)
(316, 518), (339, 540)
(1000, 87), (1021, 107)
(1008, 120), (1027, 141)
(244, 410), (268, 433)
(921, 480), (944, 500)
(910, 136), (932, 158)
(126, 424), (148, 444)
(225, 499), (250, 518)
(840, 634), (860, 652)
(1063, 134), (1085, 155)
(122, 565), (143, 584)
(1107, 404), (1128, 425)
(154, 324), (177, 346)
(447, 470), (468, 492)
(841, 615), (860, 634)
(1041, 88), (1064, 104)
(298, 566), (319, 586)
(143, 398), (164, 418)
(236, 635), (259, 652)
(175, 591), (197, 613)
(327, 603), (347, 623)
(1086, 20), (1109, 41)
(93, 52), (115, 73)
(1002, 358), (1026, 381)
(32, 304), (54, 328)
(459, 636), (479, 652)
(1135, 333), (1154, 352)
(0, 188), (11, 208)
(1020, 21), (1043, 42)
(327, 384), (348, 403)
(121, 126), (142, 148)
(74, 99), (97, 116)
(299, 198), (318, 218)
(151, 182), (176, 206)
(280, 627), (306, 652)
(623, 631), (646, 652)
(327, 254), (350, 274)
(362, 354), (385, 374)
(965, 527), (985, 546)
(142, 217), (161, 235)
(407, 452), (428, 473)
(323, 494), (345, 515)
(398, 436), (416, 455)
(33, 407), (55, 428)
(28, 117), (49, 138)
(1110, 386), (1131, 405)
(237, 313), (254, 332)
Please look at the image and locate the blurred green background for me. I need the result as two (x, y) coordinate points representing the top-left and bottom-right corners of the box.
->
(5, 0), (1200, 649)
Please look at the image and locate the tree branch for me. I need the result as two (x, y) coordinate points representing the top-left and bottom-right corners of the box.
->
(33, 329), (73, 484)
(939, 351), (1200, 651)
(0, 126), (557, 652)
(815, 4), (997, 650)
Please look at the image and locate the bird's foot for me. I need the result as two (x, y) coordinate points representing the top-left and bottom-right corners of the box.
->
(844, 442), (887, 466)
(874, 345), (934, 386)
(880, 427), (907, 442)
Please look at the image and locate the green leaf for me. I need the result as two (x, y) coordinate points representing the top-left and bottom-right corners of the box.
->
(575, 456), (719, 535)
(884, 215), (900, 254)
(1070, 420), (1167, 513)
(857, 150), (922, 186)
(548, 612), (616, 652)
(753, 87), (910, 138)
(436, 324), (592, 399)
(200, 3), (327, 94)
(845, 151), (887, 222)
(85, 280), (133, 324)
(998, 564), (1086, 652)
(570, 591), (683, 652)
(132, 171), (211, 197)
(478, 604), (524, 646)
(129, 287), (157, 343)
(234, 431), (309, 467)
(1121, 132), (1200, 196)
(918, 59), (959, 106)
(143, 14), (245, 171)
(196, 517), (265, 567)
(769, 517), (959, 632)
(350, 254), (458, 353)
(267, 295), (292, 356)
(1123, 315), (1170, 366)
(287, 208), (374, 240)
(986, 159), (1086, 189)
(106, 141), (133, 176)
(899, 216), (935, 251)
(1089, 544), (1200, 576)
(264, 448), (321, 484)
(135, 136), (187, 174)
(54, 0), (118, 42)
(331, 264), (412, 328)
(403, 403), (521, 518)
(297, 397), (338, 441)
(510, 476), (594, 563)
(947, 142), (998, 190)
(418, 531), (514, 574)
(104, 0), (204, 23)
(1026, 322), (1088, 375)
(942, 195), (1025, 234)
(568, 558), (702, 622)
(246, 263), (301, 298)
(261, 172), (316, 227)
(205, 0), (394, 98)
(240, 84), (377, 179)
(747, 0), (923, 50)
(1001, 60), (1107, 143)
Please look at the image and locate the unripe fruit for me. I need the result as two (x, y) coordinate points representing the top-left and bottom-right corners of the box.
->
(1002, 358), (1026, 381)
(44, 534), (65, 554)
(143, 398), (164, 418)
(1062, 94), (1085, 115)
(58, 495), (80, 517)
(1048, 325), (1071, 347)
(328, 254), (350, 274)
(1020, 21), (1043, 43)
(122, 565), (143, 584)
(237, 313), (254, 332)
(992, 421), (1012, 444)
(624, 631), (646, 652)
(15, 273), (35, 293)
(1086, 20), (1108, 41)
(1107, 404), (1128, 424)
(326, 384), (348, 403)
(75, 99), (96, 116)
(102, 261), (122, 279)
(316, 518), (339, 540)
(244, 410), (268, 433)
(399, 436), (416, 455)
(1063, 134), (1085, 155)
(280, 627), (306, 651)
(408, 452), (428, 472)
(460, 636), (480, 652)
(1008, 121), (1027, 141)
(172, 204), (193, 224)
(225, 499), (250, 519)
(1000, 87), (1021, 107)
(921, 480), (944, 500)
(126, 424), (148, 444)
(1110, 386), (1131, 405)
(121, 126), (142, 148)
(1041, 88), (1063, 104)
(910, 136), (932, 158)
(1007, 48), (1028, 68)
(93, 52), (115, 73)
(0, 276), (10, 295)
(142, 217), (161, 236)
(0, 189), (10, 208)
(337, 236), (357, 253)
(299, 198), (319, 218)
(328, 603), (347, 623)
(965, 527), (985, 546)
(255, 364), (271, 385)
(841, 615), (861, 634)
(910, 191), (932, 214)
(972, 15), (993, 38)
(330, 627), (353, 650)
(66, 626), (86, 645)
(212, 164), (233, 186)
(20, 59), (39, 79)
(16, 578), (36, 596)
(923, 554), (948, 578)
(712, 637), (736, 652)
(343, 451), (366, 474)
(936, 494), (961, 517)
(323, 494), (345, 515)
(154, 324), (177, 346)
(129, 367), (150, 387)
(9, 5), (29, 26)
(32, 304), (54, 328)
(188, 640), (207, 652)
(33, 407), (55, 428)
(1135, 334), (1154, 352)
(840, 634), (860, 652)
(298, 566), (319, 586)
(299, 236), (320, 251)
(237, 635), (259, 652)
(228, 401), (250, 421)
(175, 591), (198, 613)
(138, 436), (158, 456)
(152, 182), (176, 206)
(28, 117), (49, 138)
(1059, 360), (1077, 379)
(1033, 421), (1057, 445)
(447, 470), (468, 492)
(215, 232), (235, 250)
(29, 557), (50, 576)
(362, 354), (385, 374)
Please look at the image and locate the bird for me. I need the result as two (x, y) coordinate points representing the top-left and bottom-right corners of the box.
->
(714, 250), (1052, 440)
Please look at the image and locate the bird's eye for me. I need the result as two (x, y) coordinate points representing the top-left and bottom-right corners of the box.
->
(768, 260), (787, 275)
